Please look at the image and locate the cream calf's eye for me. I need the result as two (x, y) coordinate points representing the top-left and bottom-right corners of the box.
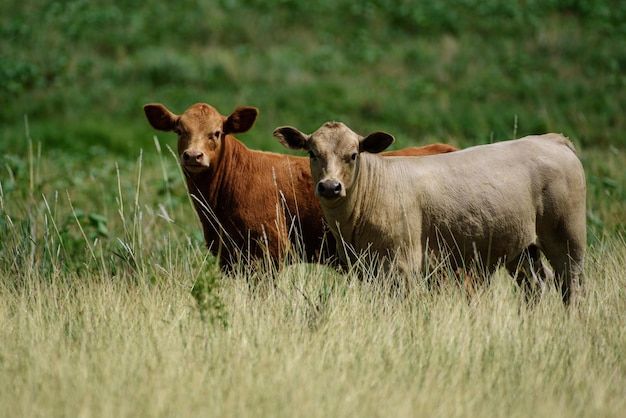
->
(308, 150), (317, 160)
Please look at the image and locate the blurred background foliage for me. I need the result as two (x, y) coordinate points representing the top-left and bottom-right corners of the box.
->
(1, 0), (624, 158)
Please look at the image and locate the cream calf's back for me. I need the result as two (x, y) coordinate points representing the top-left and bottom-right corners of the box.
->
(330, 134), (585, 273)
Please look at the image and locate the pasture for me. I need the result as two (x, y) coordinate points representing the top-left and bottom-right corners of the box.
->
(1, 1), (625, 417)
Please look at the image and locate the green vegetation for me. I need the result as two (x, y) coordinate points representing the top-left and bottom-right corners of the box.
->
(1, 0), (625, 156)
(1, 1), (625, 416)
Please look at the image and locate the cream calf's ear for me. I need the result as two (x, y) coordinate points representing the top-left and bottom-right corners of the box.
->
(143, 103), (178, 132)
(359, 131), (395, 154)
(273, 126), (309, 150)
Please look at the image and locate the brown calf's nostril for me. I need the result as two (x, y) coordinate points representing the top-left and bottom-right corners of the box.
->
(183, 150), (203, 163)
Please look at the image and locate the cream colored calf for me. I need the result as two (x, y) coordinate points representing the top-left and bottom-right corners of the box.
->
(274, 122), (586, 304)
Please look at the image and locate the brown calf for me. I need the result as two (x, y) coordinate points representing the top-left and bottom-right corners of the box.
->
(144, 103), (457, 271)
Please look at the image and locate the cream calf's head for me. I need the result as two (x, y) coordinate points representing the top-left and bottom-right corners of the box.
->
(274, 122), (394, 200)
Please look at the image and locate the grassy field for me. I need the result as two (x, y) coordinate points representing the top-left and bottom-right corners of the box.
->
(1, 1), (626, 417)
(1, 137), (624, 417)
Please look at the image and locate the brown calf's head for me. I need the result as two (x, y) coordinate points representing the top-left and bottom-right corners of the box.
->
(274, 122), (394, 200)
(144, 103), (258, 173)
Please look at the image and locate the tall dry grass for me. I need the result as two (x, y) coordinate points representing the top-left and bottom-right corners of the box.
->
(1, 237), (625, 417)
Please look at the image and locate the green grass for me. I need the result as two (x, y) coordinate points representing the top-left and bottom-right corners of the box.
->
(1, 1), (625, 416)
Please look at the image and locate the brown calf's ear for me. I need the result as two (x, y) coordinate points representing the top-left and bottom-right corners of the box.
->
(224, 106), (258, 135)
(273, 126), (308, 150)
(143, 103), (178, 132)
(359, 131), (395, 154)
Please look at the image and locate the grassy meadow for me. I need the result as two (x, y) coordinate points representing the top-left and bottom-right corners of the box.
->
(2, 1), (626, 417)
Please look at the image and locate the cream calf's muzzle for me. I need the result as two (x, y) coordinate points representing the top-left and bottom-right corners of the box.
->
(317, 179), (344, 198)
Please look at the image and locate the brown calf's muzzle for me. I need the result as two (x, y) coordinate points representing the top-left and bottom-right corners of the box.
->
(181, 149), (209, 171)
